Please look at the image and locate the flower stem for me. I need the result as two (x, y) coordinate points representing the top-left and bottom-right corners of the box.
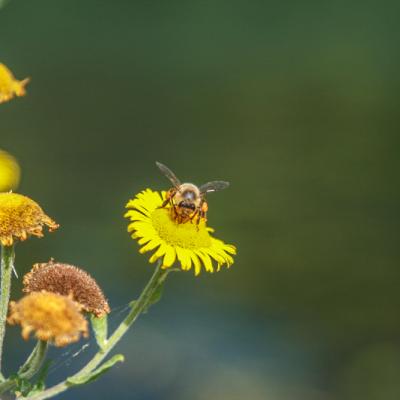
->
(0, 340), (48, 395)
(25, 261), (169, 400)
(18, 340), (48, 380)
(0, 244), (14, 379)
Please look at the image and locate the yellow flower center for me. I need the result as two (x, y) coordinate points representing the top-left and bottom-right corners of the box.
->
(151, 208), (212, 249)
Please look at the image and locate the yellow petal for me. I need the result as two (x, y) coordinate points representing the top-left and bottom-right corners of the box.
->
(124, 210), (149, 222)
(176, 247), (191, 270)
(149, 242), (167, 263)
(190, 252), (201, 276)
(197, 250), (214, 273)
(139, 239), (161, 254)
(162, 246), (176, 268)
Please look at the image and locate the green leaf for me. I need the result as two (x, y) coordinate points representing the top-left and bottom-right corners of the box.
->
(148, 285), (163, 307)
(143, 279), (166, 313)
(14, 377), (31, 396)
(129, 299), (137, 308)
(67, 354), (124, 386)
(90, 314), (108, 349)
(14, 360), (52, 397)
(130, 275), (167, 314)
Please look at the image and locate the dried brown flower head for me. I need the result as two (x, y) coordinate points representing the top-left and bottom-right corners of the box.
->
(8, 291), (88, 347)
(23, 260), (110, 317)
(0, 192), (58, 246)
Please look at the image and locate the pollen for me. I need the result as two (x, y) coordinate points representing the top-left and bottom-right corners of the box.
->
(0, 63), (29, 104)
(8, 291), (88, 347)
(0, 149), (20, 192)
(0, 192), (59, 246)
(23, 260), (110, 317)
(152, 208), (212, 249)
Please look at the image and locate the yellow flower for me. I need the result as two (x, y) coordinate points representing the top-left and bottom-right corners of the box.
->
(23, 259), (110, 317)
(0, 149), (20, 192)
(0, 63), (29, 104)
(0, 192), (59, 246)
(8, 291), (88, 347)
(125, 189), (236, 275)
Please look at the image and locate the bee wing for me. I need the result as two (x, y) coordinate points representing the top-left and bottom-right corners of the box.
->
(199, 181), (230, 194)
(156, 161), (181, 188)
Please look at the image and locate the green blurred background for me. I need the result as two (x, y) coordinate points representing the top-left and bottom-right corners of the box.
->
(1, 0), (400, 399)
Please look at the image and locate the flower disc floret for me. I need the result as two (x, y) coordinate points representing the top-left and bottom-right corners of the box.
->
(8, 291), (88, 347)
(0, 192), (58, 246)
(125, 189), (236, 275)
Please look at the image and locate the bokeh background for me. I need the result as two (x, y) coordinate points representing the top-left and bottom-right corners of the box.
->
(1, 0), (400, 399)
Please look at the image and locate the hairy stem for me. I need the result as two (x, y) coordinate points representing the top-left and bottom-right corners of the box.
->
(25, 261), (169, 400)
(0, 244), (14, 379)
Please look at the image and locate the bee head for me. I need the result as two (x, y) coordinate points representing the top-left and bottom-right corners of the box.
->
(182, 190), (196, 201)
(175, 183), (201, 208)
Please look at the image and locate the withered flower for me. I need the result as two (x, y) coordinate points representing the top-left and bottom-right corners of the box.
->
(8, 291), (88, 347)
(23, 260), (110, 317)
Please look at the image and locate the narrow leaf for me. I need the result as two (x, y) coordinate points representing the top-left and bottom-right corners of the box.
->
(67, 354), (124, 386)
(129, 299), (137, 308)
(90, 314), (108, 349)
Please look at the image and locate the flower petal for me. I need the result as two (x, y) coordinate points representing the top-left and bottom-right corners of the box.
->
(196, 250), (214, 273)
(139, 239), (161, 254)
(176, 247), (191, 270)
(162, 246), (176, 268)
(190, 252), (201, 276)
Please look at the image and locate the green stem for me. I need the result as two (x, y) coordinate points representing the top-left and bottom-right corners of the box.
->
(0, 341), (48, 394)
(0, 244), (14, 379)
(25, 262), (169, 400)
(19, 341), (48, 380)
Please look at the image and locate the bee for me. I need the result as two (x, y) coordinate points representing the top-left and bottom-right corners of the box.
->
(156, 161), (229, 224)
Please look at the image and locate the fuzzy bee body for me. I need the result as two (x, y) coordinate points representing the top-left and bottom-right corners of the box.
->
(156, 162), (228, 224)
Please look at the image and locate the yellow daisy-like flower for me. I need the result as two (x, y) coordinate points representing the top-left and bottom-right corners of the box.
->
(0, 192), (59, 246)
(0, 149), (20, 192)
(0, 63), (29, 104)
(8, 291), (88, 347)
(125, 189), (236, 275)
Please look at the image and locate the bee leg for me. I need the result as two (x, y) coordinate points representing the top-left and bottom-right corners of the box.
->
(189, 209), (199, 224)
(159, 188), (177, 208)
(160, 198), (170, 208)
(172, 204), (180, 222)
(198, 200), (208, 224)
(197, 210), (206, 225)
